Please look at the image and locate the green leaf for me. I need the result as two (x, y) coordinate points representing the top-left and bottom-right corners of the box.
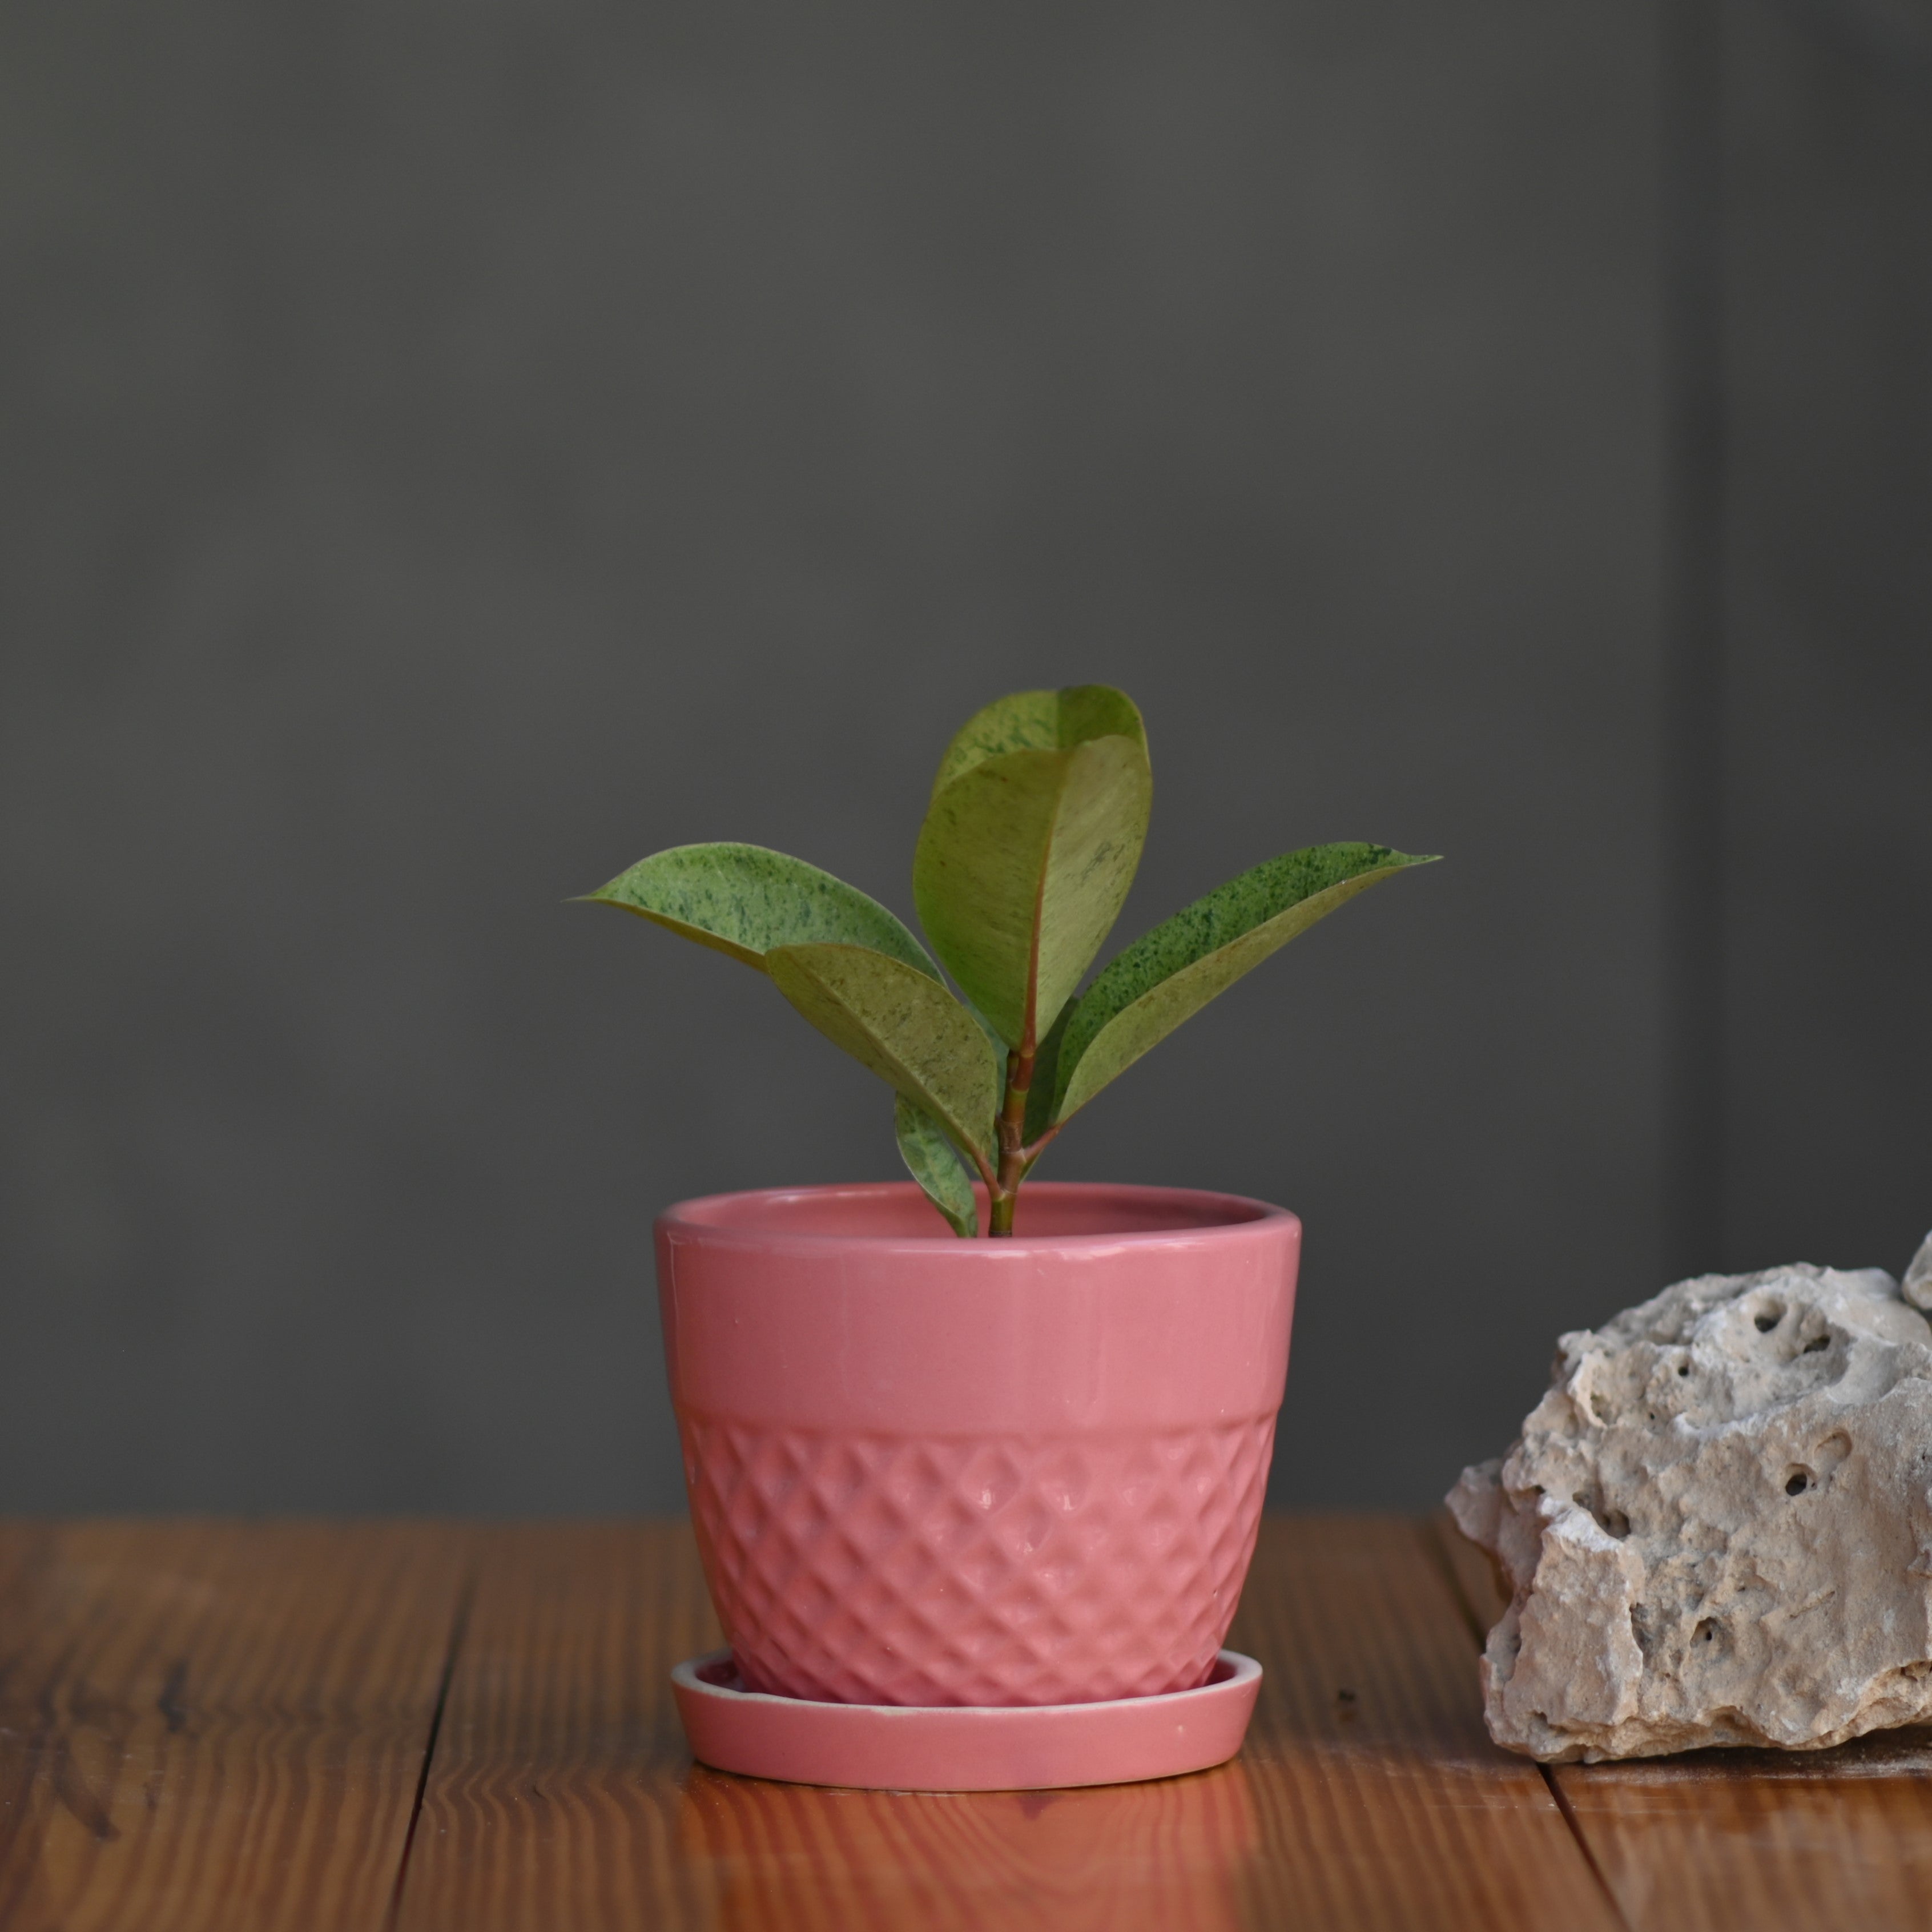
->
(766, 943), (1001, 1161)
(1050, 843), (1439, 1123)
(913, 690), (1152, 1049)
(583, 843), (936, 978)
(895, 1096), (980, 1237)
(930, 685), (1150, 796)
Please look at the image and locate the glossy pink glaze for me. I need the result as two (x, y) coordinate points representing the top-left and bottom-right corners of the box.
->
(656, 1181), (1299, 1708)
(671, 1647), (1263, 1790)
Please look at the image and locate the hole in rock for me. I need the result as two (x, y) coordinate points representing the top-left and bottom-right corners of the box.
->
(1786, 1469), (1813, 1497)
(1575, 1491), (1631, 1537)
(1754, 1305), (1785, 1333)
(1630, 1603), (1656, 1655)
(1678, 1362), (1692, 1377)
(1803, 1334), (1831, 1354)
(1694, 1618), (1719, 1644)
(1589, 1392), (1615, 1424)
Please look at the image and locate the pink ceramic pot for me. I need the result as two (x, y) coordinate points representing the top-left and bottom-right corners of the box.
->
(656, 1181), (1299, 1709)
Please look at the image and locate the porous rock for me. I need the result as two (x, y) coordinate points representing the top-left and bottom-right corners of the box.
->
(1906, 1229), (1932, 1311)
(1449, 1253), (1932, 1761)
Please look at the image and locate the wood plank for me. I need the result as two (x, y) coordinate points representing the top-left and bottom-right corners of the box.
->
(0, 1520), (470, 1932)
(398, 1516), (1620, 1932)
(1553, 1733), (1932, 1932)
(1230, 1519), (1619, 1932)
(393, 1523), (723, 1932)
(1430, 1509), (1932, 1931)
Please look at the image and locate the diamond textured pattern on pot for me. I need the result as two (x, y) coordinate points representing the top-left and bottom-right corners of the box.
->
(681, 1416), (1276, 1706)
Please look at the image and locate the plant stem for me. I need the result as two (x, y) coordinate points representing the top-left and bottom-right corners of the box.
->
(988, 1045), (1034, 1237)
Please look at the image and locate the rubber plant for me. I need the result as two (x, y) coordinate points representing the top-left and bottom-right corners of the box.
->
(585, 686), (1435, 1237)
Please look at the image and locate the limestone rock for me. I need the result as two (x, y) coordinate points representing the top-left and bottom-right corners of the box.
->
(1906, 1230), (1932, 1311)
(1448, 1256), (1932, 1761)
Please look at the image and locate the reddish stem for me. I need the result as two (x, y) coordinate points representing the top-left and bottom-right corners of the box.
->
(987, 1045), (1035, 1236)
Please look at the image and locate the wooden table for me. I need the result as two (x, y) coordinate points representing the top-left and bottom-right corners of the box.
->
(2, 1518), (1928, 1930)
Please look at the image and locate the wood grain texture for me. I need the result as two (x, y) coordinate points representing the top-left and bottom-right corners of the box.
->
(1555, 1733), (1932, 1932)
(1229, 1519), (1619, 1932)
(396, 1516), (1619, 1932)
(0, 1520), (469, 1932)
(392, 1523), (723, 1932)
(1430, 1508), (1932, 1931)
(14, 1514), (1924, 1930)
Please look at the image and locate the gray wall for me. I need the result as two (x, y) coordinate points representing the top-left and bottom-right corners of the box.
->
(1, 1), (1924, 1515)
(1721, 0), (1932, 1273)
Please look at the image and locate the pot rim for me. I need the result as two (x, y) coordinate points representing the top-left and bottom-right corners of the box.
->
(657, 1178), (1298, 1254)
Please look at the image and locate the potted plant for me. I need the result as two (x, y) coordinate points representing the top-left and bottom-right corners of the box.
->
(589, 686), (1432, 1783)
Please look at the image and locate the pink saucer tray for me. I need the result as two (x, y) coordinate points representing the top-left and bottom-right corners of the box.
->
(670, 1647), (1262, 1793)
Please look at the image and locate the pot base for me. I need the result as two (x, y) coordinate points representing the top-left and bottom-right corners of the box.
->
(670, 1647), (1262, 1792)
